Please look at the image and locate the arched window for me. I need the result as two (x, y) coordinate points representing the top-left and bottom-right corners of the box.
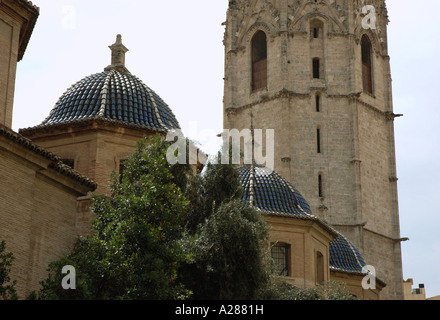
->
(271, 243), (290, 276)
(310, 19), (324, 39)
(316, 251), (325, 284)
(361, 35), (373, 94)
(251, 31), (267, 91)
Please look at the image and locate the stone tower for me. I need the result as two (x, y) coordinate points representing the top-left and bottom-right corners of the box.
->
(223, 0), (404, 299)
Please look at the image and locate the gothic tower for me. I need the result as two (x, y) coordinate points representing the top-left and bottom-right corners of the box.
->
(223, 0), (404, 299)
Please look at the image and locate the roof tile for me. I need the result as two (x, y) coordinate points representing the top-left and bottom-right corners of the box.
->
(27, 70), (180, 132)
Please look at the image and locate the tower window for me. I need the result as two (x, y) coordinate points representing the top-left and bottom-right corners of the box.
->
(313, 28), (319, 39)
(313, 58), (320, 79)
(310, 19), (324, 40)
(251, 31), (268, 91)
(317, 128), (321, 154)
(316, 95), (320, 112)
(271, 243), (290, 277)
(361, 35), (373, 94)
(318, 174), (323, 197)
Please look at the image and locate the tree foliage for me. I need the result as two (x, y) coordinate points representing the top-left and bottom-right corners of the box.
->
(34, 135), (191, 300)
(0, 240), (18, 300)
(179, 161), (271, 300)
(259, 280), (358, 300)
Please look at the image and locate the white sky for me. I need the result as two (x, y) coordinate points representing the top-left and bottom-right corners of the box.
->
(11, 0), (440, 298)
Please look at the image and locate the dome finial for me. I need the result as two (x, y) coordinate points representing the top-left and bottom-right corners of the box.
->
(115, 34), (122, 44)
(105, 34), (129, 73)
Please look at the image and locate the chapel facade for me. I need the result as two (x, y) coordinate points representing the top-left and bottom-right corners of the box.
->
(222, 0), (404, 299)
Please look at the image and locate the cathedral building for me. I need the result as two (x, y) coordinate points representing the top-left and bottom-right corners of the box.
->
(223, 0), (403, 299)
(1, 0), (403, 300)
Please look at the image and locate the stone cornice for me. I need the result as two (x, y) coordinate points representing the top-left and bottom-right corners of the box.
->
(19, 118), (166, 137)
(1, 0), (40, 61)
(226, 88), (309, 115)
(226, 88), (402, 122)
(0, 124), (97, 191)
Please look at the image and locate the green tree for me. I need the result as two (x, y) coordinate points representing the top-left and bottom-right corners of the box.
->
(179, 160), (271, 300)
(0, 240), (18, 300)
(181, 160), (244, 234)
(34, 135), (191, 300)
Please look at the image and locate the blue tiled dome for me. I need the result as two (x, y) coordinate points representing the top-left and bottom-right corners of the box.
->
(330, 234), (367, 274)
(40, 70), (180, 131)
(237, 166), (312, 217)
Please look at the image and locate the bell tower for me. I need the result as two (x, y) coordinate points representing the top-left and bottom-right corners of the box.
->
(223, 0), (404, 299)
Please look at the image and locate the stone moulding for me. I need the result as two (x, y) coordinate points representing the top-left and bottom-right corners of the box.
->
(1, 124), (97, 191)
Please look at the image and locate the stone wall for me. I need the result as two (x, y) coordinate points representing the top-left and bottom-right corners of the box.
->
(0, 132), (94, 298)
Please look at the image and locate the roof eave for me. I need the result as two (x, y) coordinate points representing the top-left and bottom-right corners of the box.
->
(260, 209), (340, 238)
(330, 267), (387, 289)
(0, 124), (97, 191)
(19, 118), (169, 137)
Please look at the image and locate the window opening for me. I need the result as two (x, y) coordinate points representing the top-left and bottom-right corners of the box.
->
(361, 35), (373, 94)
(271, 244), (289, 276)
(252, 31), (268, 91)
(314, 28), (319, 39)
(316, 251), (325, 284)
(317, 128), (321, 154)
(313, 58), (320, 79)
(318, 174), (323, 197)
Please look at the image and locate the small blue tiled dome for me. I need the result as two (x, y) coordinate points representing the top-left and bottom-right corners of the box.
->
(330, 234), (367, 274)
(41, 70), (180, 131)
(38, 35), (180, 132)
(237, 166), (312, 217)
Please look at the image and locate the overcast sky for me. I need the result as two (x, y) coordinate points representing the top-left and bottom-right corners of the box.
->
(11, 0), (440, 298)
